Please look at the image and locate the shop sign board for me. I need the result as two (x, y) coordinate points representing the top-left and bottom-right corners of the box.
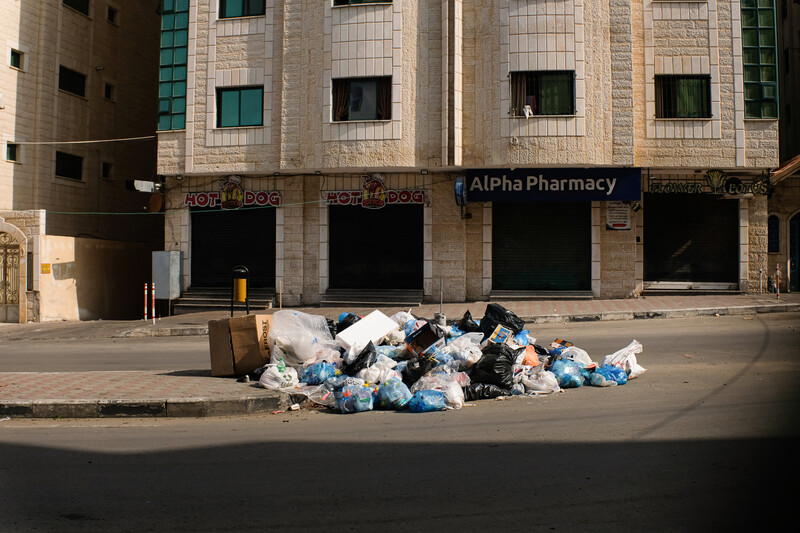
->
(648, 170), (770, 196)
(184, 175), (281, 209)
(325, 174), (424, 208)
(606, 201), (631, 230)
(465, 168), (641, 202)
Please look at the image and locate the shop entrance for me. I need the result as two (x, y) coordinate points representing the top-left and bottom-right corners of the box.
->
(644, 194), (739, 285)
(492, 202), (591, 291)
(328, 204), (423, 290)
(190, 207), (276, 288)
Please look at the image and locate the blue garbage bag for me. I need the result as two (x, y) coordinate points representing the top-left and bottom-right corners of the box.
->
(551, 359), (583, 388)
(514, 329), (531, 346)
(377, 378), (412, 410)
(408, 390), (447, 413)
(300, 361), (336, 385)
(595, 364), (628, 385)
(337, 385), (374, 414)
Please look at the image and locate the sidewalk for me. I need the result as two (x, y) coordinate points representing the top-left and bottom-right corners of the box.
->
(2, 293), (798, 419)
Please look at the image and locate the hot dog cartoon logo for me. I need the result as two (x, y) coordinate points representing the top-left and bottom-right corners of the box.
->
(219, 175), (244, 210)
(361, 174), (387, 209)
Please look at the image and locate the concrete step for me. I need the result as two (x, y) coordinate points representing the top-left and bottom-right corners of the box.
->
(490, 290), (593, 301)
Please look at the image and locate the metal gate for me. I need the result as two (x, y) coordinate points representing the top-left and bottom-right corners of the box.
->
(0, 232), (21, 322)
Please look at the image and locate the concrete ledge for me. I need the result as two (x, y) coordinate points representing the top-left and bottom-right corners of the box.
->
(32, 400), (98, 418)
(0, 402), (34, 417)
(600, 312), (634, 321)
(97, 400), (166, 417)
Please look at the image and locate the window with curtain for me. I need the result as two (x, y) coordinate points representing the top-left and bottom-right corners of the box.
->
(158, 0), (190, 130)
(741, 0), (778, 118)
(654, 75), (711, 118)
(768, 214), (780, 252)
(217, 87), (264, 127)
(510, 71), (575, 116)
(332, 77), (392, 121)
(219, 0), (265, 18)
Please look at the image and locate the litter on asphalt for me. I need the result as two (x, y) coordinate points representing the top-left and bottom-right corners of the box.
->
(219, 303), (646, 414)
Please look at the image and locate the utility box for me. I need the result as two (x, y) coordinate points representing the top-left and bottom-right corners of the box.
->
(152, 251), (182, 300)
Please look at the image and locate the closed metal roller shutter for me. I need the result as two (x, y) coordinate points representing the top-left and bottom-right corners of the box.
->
(190, 207), (276, 288)
(644, 193), (738, 282)
(492, 202), (591, 291)
(328, 204), (423, 289)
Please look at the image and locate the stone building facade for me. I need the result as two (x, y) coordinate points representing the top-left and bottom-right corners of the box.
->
(1, 0), (162, 322)
(158, 0), (778, 306)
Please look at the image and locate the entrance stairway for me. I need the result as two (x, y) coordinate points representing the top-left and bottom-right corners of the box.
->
(320, 289), (424, 308)
(489, 290), (593, 300)
(172, 287), (276, 315)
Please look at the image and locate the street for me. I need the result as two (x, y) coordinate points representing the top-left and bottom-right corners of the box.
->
(1, 313), (799, 531)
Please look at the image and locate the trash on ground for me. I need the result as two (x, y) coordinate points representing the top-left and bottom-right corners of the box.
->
(214, 302), (646, 414)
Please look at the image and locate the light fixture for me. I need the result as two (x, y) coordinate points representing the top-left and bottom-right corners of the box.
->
(274, 172), (280, 176)
(175, 175), (183, 181)
(315, 170), (322, 175)
(95, 66), (105, 71)
(420, 169), (428, 175)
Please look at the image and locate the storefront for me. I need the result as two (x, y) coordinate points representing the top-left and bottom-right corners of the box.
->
(643, 171), (769, 291)
(466, 168), (641, 295)
(185, 176), (280, 288)
(324, 174), (425, 291)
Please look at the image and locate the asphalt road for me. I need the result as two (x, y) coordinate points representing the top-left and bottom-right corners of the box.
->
(1, 313), (799, 531)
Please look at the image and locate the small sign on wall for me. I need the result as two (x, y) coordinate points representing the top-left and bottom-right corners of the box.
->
(41, 263), (51, 274)
(606, 202), (631, 230)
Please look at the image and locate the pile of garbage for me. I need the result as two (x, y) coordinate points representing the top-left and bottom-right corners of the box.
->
(254, 303), (646, 414)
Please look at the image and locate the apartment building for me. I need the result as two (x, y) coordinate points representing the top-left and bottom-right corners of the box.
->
(1, 0), (162, 322)
(158, 0), (778, 306)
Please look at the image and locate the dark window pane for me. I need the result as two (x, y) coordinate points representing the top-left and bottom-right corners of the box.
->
(6, 143), (18, 161)
(58, 66), (86, 97)
(239, 88), (263, 126)
(10, 50), (22, 69)
(220, 0), (265, 18)
(55, 151), (83, 180)
(63, 0), (89, 15)
(172, 114), (186, 129)
(743, 48), (760, 64)
(158, 115), (172, 131)
(742, 9), (758, 26)
(655, 75), (711, 118)
(743, 29), (759, 47)
(768, 215), (780, 252)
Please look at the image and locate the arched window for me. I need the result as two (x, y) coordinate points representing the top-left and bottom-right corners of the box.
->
(768, 215), (780, 253)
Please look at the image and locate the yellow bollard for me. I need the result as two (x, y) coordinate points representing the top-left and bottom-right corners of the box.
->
(234, 277), (247, 303)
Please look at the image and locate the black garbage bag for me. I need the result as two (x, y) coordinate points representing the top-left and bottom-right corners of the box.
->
(480, 303), (527, 338)
(462, 383), (513, 401)
(342, 341), (377, 376)
(456, 310), (482, 333)
(468, 343), (518, 389)
(337, 313), (362, 333)
(401, 357), (437, 387)
(532, 344), (549, 356)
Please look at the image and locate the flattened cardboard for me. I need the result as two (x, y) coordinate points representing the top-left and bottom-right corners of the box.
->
(208, 318), (235, 376)
(208, 314), (272, 377)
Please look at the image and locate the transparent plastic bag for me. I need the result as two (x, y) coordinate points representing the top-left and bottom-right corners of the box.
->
(600, 340), (646, 379)
(336, 385), (374, 414)
(408, 390), (447, 412)
(258, 364), (299, 390)
(268, 310), (340, 366)
(376, 378), (412, 410)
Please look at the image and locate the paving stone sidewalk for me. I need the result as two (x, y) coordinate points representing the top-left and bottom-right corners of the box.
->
(1, 293), (798, 419)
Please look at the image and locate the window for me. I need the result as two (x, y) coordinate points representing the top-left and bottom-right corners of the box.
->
(158, 0), (190, 130)
(654, 75), (711, 118)
(219, 0), (265, 18)
(104, 83), (115, 101)
(10, 49), (22, 70)
(102, 162), (112, 179)
(768, 215), (780, 252)
(332, 77), (392, 121)
(742, 0), (778, 118)
(63, 0), (90, 15)
(107, 6), (118, 24)
(6, 143), (18, 162)
(59, 66), (86, 97)
(334, 1), (393, 6)
(510, 71), (575, 116)
(217, 87), (263, 127)
(55, 151), (83, 181)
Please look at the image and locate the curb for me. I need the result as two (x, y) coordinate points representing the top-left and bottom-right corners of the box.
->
(113, 303), (800, 337)
(0, 392), (291, 419)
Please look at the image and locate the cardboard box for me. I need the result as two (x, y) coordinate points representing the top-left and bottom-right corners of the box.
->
(208, 314), (272, 376)
(405, 322), (446, 357)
